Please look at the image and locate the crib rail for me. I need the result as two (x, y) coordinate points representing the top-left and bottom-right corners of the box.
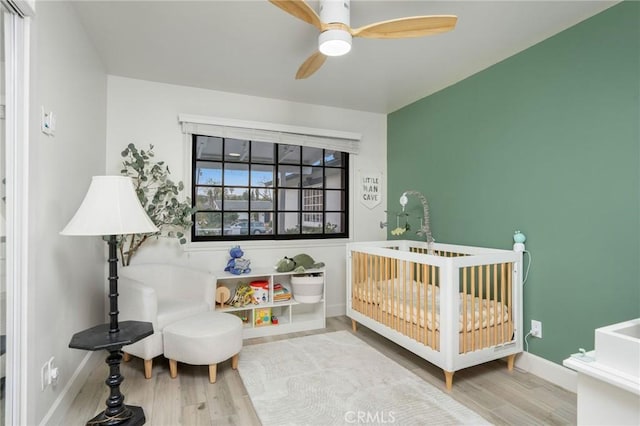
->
(351, 250), (441, 350)
(349, 241), (518, 355)
(459, 263), (513, 352)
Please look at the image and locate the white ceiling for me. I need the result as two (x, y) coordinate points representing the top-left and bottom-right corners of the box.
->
(71, 0), (618, 114)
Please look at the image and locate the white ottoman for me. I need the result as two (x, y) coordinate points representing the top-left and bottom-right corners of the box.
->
(163, 311), (242, 383)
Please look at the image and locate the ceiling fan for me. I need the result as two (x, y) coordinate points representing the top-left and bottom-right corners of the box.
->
(269, 0), (458, 79)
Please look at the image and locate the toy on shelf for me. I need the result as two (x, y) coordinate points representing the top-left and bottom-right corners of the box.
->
(255, 308), (272, 327)
(273, 283), (291, 302)
(274, 253), (324, 273)
(232, 311), (250, 324)
(228, 283), (255, 308)
(215, 286), (231, 308)
(250, 281), (269, 304)
(224, 245), (251, 275)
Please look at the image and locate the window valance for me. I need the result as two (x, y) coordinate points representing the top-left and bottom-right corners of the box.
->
(178, 114), (361, 155)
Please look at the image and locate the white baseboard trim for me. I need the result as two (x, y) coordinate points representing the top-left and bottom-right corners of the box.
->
(39, 351), (102, 426)
(515, 351), (577, 393)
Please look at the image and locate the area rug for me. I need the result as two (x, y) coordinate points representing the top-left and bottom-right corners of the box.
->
(238, 331), (489, 425)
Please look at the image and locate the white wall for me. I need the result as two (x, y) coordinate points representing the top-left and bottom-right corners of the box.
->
(29, 2), (107, 424)
(106, 76), (387, 316)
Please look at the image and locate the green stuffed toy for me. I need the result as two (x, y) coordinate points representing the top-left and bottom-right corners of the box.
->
(275, 253), (325, 273)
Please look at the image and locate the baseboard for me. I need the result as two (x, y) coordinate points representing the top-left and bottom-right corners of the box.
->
(326, 303), (346, 318)
(515, 351), (577, 393)
(38, 351), (102, 426)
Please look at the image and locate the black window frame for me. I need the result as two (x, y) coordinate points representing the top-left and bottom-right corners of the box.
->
(191, 134), (349, 242)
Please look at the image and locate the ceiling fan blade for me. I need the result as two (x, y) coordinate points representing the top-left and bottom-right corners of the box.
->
(295, 51), (327, 79)
(269, 0), (323, 31)
(352, 15), (457, 39)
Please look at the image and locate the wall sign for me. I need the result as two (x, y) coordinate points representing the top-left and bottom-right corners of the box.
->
(359, 171), (383, 209)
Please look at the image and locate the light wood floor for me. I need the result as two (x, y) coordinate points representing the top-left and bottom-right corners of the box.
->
(63, 316), (576, 425)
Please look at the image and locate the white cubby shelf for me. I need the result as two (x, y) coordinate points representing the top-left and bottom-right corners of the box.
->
(213, 267), (326, 339)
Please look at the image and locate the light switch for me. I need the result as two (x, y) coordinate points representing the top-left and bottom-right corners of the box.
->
(41, 107), (55, 136)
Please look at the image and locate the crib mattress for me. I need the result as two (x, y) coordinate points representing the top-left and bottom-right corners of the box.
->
(353, 283), (509, 332)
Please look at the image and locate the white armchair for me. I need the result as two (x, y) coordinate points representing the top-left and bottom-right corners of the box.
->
(119, 264), (216, 378)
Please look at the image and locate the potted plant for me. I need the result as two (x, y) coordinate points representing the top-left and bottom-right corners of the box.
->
(118, 143), (196, 266)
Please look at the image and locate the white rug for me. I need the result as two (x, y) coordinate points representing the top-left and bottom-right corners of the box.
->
(238, 331), (490, 426)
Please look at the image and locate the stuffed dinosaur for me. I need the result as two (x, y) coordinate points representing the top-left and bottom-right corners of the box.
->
(275, 253), (324, 273)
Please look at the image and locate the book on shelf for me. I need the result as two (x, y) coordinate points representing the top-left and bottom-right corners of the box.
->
(273, 282), (291, 302)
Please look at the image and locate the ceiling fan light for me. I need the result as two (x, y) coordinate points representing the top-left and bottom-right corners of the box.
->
(319, 29), (352, 57)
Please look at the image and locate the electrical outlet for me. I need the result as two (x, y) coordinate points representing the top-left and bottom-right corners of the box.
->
(47, 357), (58, 386)
(41, 356), (56, 390)
(40, 361), (48, 391)
(531, 320), (542, 338)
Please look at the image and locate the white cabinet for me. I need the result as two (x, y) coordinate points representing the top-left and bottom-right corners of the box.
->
(213, 268), (325, 339)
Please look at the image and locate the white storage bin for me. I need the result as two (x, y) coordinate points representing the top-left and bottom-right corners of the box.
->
(291, 274), (324, 303)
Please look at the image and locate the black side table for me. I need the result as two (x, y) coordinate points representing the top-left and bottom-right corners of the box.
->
(69, 320), (153, 426)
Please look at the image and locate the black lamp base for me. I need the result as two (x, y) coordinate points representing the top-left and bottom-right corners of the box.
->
(87, 405), (145, 426)
(69, 321), (153, 426)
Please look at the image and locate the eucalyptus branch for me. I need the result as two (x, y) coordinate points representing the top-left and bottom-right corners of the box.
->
(118, 143), (196, 266)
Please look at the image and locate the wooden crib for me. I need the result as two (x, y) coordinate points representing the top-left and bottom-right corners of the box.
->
(346, 240), (523, 390)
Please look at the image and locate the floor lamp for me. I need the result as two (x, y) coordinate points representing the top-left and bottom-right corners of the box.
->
(61, 176), (159, 426)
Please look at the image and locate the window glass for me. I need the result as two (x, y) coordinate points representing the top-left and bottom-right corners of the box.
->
(251, 164), (274, 187)
(325, 190), (344, 210)
(196, 161), (222, 185)
(325, 212), (344, 234)
(325, 150), (344, 167)
(278, 144), (300, 164)
(224, 188), (249, 211)
(192, 135), (348, 241)
(252, 141), (275, 163)
(225, 138), (249, 162)
(195, 212), (222, 236)
(224, 163), (249, 186)
(325, 168), (345, 189)
(250, 188), (274, 210)
(302, 146), (323, 166)
(278, 212), (300, 234)
(278, 189), (299, 211)
(196, 136), (222, 161)
(278, 165), (301, 188)
(195, 187), (221, 210)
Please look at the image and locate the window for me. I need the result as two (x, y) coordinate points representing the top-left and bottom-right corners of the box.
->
(192, 135), (349, 241)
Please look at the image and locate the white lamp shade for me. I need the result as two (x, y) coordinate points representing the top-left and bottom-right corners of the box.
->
(61, 176), (159, 236)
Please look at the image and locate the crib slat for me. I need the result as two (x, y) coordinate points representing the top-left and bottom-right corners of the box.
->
(484, 265), (489, 347)
(491, 264), (497, 345)
(358, 252), (363, 313)
(508, 262), (513, 337)
(500, 263), (506, 343)
(391, 256), (396, 332)
(422, 263), (427, 346)
(469, 267), (475, 351)
(353, 252), (358, 312)
(372, 254), (377, 321)
(362, 251), (366, 315)
(462, 266), (468, 353)
(410, 260), (415, 341)
(402, 260), (407, 337)
(432, 264), (437, 351)
(381, 255), (386, 327)
(479, 265), (484, 350)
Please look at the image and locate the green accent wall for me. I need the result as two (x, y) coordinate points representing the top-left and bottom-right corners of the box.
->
(387, 2), (639, 364)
